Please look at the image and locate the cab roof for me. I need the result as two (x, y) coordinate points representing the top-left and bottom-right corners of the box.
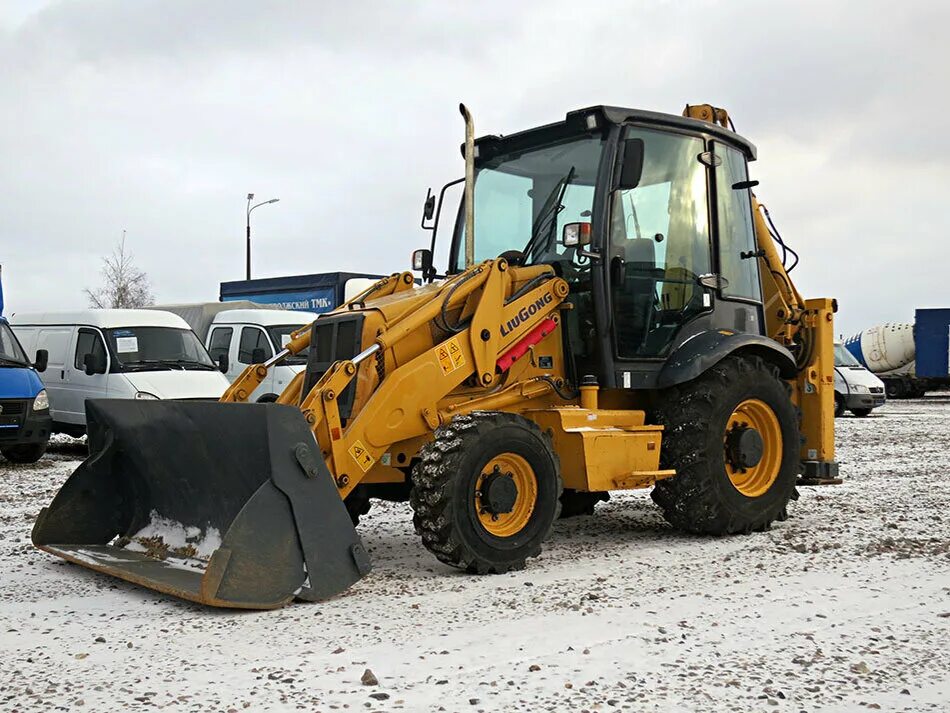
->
(472, 105), (757, 162)
(9, 309), (190, 330)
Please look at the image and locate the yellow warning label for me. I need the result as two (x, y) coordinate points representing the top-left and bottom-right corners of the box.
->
(437, 337), (465, 375)
(348, 440), (375, 473)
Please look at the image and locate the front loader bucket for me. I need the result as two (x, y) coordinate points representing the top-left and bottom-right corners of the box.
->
(32, 400), (371, 609)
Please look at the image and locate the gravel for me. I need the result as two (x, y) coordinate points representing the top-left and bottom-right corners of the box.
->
(0, 397), (948, 711)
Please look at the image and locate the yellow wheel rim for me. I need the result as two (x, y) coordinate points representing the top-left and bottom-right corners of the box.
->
(724, 398), (783, 498)
(476, 453), (537, 538)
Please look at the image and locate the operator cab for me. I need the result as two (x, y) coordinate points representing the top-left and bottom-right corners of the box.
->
(421, 106), (767, 390)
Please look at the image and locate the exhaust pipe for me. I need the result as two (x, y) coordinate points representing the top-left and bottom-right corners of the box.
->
(459, 103), (475, 269)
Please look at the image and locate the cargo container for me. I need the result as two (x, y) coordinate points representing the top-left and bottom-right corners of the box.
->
(219, 272), (384, 313)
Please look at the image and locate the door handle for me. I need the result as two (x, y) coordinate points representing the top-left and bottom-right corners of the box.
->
(610, 255), (625, 285)
(60, 369), (65, 379)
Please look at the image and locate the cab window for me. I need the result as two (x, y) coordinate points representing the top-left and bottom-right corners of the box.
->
(715, 143), (761, 300)
(610, 127), (711, 358)
(74, 329), (107, 371)
(208, 327), (233, 364)
(238, 327), (272, 364)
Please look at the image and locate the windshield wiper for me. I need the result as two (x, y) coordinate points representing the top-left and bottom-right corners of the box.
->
(122, 359), (216, 371)
(120, 359), (175, 371)
(166, 359), (217, 371)
(520, 166), (576, 265)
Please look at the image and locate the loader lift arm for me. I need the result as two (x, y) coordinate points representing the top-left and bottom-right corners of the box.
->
(220, 271), (417, 403)
(296, 258), (571, 499)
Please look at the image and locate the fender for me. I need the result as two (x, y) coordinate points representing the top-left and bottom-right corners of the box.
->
(656, 330), (797, 389)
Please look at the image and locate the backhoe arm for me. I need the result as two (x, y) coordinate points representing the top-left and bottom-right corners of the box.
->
(219, 272), (416, 403)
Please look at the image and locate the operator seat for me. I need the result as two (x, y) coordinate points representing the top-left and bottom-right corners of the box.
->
(615, 238), (660, 357)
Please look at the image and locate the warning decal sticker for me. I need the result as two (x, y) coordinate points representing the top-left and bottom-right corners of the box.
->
(437, 337), (466, 375)
(348, 440), (375, 473)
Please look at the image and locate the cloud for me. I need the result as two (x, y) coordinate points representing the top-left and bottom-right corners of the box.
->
(1, 0), (947, 338)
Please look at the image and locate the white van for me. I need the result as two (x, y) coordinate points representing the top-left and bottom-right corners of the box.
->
(203, 309), (317, 402)
(11, 310), (229, 436)
(834, 342), (886, 418)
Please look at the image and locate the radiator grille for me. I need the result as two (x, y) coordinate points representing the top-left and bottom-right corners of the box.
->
(0, 399), (27, 432)
(0, 400), (27, 415)
(303, 314), (365, 420)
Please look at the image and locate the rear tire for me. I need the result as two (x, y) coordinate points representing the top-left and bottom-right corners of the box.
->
(651, 355), (799, 535)
(834, 394), (845, 418)
(410, 411), (562, 574)
(850, 408), (872, 417)
(885, 380), (905, 399)
(1, 442), (47, 464)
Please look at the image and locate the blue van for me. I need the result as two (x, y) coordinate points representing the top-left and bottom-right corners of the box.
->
(0, 315), (51, 463)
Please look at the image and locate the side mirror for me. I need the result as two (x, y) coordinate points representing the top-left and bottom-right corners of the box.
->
(422, 189), (436, 223)
(251, 347), (267, 365)
(618, 138), (644, 190)
(412, 248), (433, 273)
(33, 349), (48, 373)
(562, 222), (592, 247)
(217, 353), (229, 373)
(83, 352), (106, 376)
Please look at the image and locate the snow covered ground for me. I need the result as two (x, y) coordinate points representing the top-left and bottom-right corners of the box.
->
(1, 397), (948, 712)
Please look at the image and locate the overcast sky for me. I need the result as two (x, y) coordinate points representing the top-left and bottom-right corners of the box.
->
(1, 0), (947, 336)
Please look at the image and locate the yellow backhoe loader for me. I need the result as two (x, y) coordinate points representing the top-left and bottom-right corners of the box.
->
(32, 102), (838, 609)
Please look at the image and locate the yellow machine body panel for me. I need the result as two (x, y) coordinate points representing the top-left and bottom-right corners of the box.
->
(526, 408), (673, 492)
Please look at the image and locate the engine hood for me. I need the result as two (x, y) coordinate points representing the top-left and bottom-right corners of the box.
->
(0, 366), (44, 399)
(835, 366), (885, 390)
(122, 369), (229, 400)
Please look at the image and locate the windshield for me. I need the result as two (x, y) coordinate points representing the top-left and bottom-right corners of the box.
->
(0, 323), (29, 366)
(834, 344), (862, 367)
(104, 327), (216, 370)
(267, 324), (311, 365)
(456, 135), (605, 268)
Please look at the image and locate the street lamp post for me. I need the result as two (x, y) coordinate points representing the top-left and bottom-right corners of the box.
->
(245, 193), (280, 281)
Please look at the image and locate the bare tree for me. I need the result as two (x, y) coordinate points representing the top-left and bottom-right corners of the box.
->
(85, 231), (154, 308)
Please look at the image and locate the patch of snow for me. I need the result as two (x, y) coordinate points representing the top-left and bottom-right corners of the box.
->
(121, 510), (222, 560)
(2, 399), (949, 710)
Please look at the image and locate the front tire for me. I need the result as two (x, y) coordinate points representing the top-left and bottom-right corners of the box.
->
(1, 442), (47, 464)
(834, 394), (845, 418)
(410, 411), (562, 574)
(651, 355), (800, 535)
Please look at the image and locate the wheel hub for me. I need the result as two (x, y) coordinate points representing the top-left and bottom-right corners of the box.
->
(479, 467), (518, 515)
(725, 426), (764, 470)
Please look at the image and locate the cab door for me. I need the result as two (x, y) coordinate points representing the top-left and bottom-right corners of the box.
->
(237, 325), (274, 400)
(207, 326), (235, 381)
(608, 127), (712, 361)
(64, 328), (110, 423)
